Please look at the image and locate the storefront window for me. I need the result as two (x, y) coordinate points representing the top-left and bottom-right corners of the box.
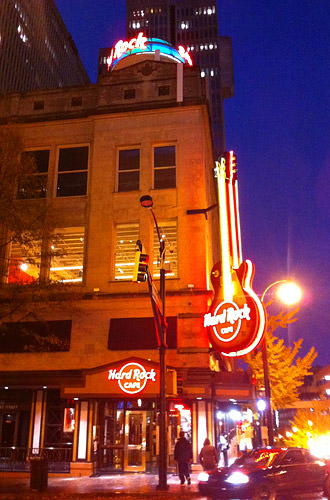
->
(63, 407), (75, 432)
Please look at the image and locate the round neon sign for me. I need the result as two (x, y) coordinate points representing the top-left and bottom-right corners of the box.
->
(107, 33), (193, 70)
(108, 361), (157, 395)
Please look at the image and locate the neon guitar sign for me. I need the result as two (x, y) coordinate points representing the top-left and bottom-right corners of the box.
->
(205, 151), (266, 357)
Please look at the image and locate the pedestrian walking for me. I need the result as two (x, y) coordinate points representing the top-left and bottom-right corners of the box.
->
(199, 438), (219, 470)
(174, 431), (193, 485)
(218, 433), (229, 467)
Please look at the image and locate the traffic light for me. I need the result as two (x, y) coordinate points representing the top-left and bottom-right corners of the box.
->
(133, 251), (149, 282)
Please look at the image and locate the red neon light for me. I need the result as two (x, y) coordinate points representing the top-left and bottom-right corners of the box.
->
(178, 46), (193, 66)
(205, 153), (266, 357)
(107, 32), (148, 69)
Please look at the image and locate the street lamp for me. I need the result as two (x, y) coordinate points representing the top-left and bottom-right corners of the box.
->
(140, 195), (168, 490)
(260, 280), (302, 446)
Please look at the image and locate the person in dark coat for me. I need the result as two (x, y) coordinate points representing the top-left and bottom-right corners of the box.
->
(174, 431), (193, 485)
(199, 438), (219, 470)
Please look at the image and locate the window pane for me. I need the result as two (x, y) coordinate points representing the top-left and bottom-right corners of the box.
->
(118, 171), (140, 191)
(154, 145), (176, 189)
(50, 228), (85, 283)
(153, 221), (178, 278)
(58, 147), (89, 172)
(57, 172), (88, 197)
(115, 223), (139, 280)
(119, 149), (140, 171)
(22, 150), (49, 173)
(8, 240), (41, 284)
(0, 320), (71, 353)
(154, 168), (176, 189)
(19, 150), (49, 199)
(154, 146), (175, 168)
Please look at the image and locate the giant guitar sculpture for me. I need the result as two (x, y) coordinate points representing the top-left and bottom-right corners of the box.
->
(204, 152), (266, 357)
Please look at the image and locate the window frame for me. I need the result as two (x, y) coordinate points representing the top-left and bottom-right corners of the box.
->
(116, 146), (140, 193)
(49, 226), (86, 284)
(7, 238), (42, 285)
(153, 144), (176, 190)
(152, 219), (178, 279)
(114, 222), (140, 281)
(55, 144), (89, 198)
(19, 148), (50, 199)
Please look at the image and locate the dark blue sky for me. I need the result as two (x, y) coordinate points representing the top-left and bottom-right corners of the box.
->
(55, 1), (330, 366)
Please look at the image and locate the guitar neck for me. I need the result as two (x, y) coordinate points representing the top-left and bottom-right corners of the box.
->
(225, 151), (242, 269)
(215, 157), (233, 301)
(215, 151), (243, 301)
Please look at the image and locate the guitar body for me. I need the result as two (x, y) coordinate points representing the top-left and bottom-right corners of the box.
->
(206, 260), (266, 356)
(204, 152), (266, 357)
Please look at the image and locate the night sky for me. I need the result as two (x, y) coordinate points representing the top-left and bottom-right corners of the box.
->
(55, 1), (330, 366)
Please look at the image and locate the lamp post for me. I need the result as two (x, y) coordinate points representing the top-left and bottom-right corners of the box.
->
(260, 280), (302, 446)
(140, 195), (167, 490)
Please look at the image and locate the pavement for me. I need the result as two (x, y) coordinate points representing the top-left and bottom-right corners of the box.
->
(0, 472), (208, 500)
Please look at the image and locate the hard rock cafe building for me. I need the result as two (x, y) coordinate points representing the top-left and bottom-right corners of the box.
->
(0, 35), (257, 476)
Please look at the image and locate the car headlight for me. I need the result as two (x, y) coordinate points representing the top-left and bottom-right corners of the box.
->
(225, 471), (249, 485)
(198, 472), (210, 482)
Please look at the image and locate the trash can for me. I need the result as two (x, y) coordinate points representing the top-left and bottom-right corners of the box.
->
(30, 456), (48, 491)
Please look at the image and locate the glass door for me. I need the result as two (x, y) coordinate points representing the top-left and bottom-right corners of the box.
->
(124, 411), (146, 472)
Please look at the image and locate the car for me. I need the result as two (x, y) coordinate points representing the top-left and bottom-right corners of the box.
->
(198, 447), (330, 500)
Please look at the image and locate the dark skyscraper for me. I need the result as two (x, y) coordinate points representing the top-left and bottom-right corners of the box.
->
(0, 0), (90, 94)
(125, 0), (234, 156)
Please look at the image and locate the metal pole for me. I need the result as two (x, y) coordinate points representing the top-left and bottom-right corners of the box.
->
(260, 280), (287, 447)
(261, 337), (274, 446)
(157, 219), (167, 490)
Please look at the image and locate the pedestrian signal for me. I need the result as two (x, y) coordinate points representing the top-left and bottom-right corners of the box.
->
(133, 251), (149, 282)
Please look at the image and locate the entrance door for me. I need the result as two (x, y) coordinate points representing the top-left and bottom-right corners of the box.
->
(124, 411), (146, 472)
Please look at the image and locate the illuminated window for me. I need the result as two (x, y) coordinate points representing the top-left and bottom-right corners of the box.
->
(115, 223), (139, 280)
(50, 227), (85, 283)
(63, 407), (75, 432)
(153, 220), (178, 278)
(118, 148), (140, 192)
(56, 146), (88, 197)
(154, 145), (176, 189)
(8, 240), (41, 284)
(19, 149), (49, 198)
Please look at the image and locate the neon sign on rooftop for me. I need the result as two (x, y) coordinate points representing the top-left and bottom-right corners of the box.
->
(107, 32), (193, 70)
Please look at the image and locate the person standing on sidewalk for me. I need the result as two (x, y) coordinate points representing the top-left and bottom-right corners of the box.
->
(218, 433), (229, 467)
(174, 431), (193, 485)
(199, 438), (219, 470)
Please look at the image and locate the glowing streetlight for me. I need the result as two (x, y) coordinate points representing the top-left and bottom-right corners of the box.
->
(260, 279), (302, 446)
(277, 282), (302, 305)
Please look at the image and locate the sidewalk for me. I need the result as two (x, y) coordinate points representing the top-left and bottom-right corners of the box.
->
(0, 472), (207, 499)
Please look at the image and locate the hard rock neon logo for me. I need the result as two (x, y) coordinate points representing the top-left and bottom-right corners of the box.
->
(107, 32), (148, 69)
(107, 33), (193, 70)
(204, 301), (251, 343)
(108, 362), (156, 394)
